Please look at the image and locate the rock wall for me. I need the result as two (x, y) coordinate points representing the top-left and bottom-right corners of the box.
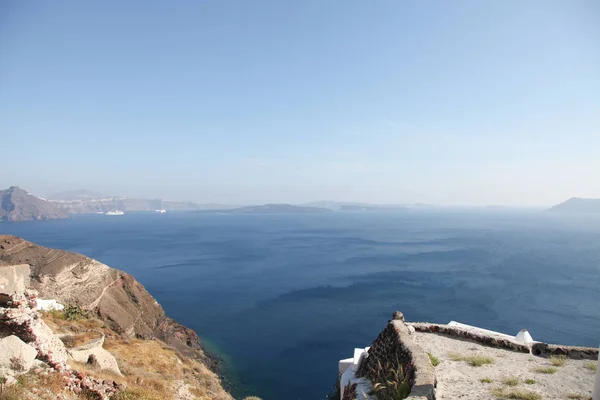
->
(411, 322), (598, 360)
(0, 263), (123, 398)
(409, 322), (531, 353)
(531, 342), (598, 360)
(356, 312), (436, 400)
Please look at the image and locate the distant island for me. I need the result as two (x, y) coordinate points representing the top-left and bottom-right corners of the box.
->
(223, 204), (332, 214)
(304, 201), (432, 211)
(1, 186), (434, 221)
(549, 197), (600, 214)
(47, 189), (238, 214)
(0, 186), (68, 222)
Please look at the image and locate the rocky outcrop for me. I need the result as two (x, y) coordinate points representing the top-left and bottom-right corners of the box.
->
(0, 186), (68, 222)
(68, 333), (123, 376)
(0, 265), (69, 371)
(0, 235), (210, 364)
(0, 335), (38, 372)
(0, 264), (124, 398)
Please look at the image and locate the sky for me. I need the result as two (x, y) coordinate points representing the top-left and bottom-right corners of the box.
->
(1, 1), (599, 206)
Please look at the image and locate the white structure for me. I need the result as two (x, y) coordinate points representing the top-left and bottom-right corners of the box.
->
(338, 347), (372, 400)
(37, 299), (65, 311)
(448, 321), (537, 347)
(155, 209), (166, 213)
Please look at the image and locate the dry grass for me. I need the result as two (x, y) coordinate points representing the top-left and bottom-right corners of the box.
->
(62, 330), (104, 348)
(566, 394), (592, 400)
(490, 387), (542, 400)
(17, 371), (67, 395)
(42, 311), (106, 334)
(0, 385), (26, 400)
(584, 362), (597, 372)
(549, 355), (567, 367)
(112, 387), (166, 400)
(501, 377), (519, 387)
(448, 352), (493, 367)
(43, 312), (232, 400)
(533, 366), (557, 374)
(103, 337), (231, 400)
(9, 370), (99, 399)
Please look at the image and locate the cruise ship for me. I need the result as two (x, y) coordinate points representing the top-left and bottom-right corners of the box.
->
(105, 210), (124, 216)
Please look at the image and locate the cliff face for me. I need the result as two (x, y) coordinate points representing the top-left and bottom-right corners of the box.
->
(0, 187), (68, 222)
(0, 235), (208, 363)
(49, 197), (202, 213)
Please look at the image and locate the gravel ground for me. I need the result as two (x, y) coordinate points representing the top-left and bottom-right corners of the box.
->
(412, 332), (595, 400)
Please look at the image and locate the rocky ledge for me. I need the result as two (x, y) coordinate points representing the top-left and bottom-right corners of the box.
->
(0, 235), (208, 363)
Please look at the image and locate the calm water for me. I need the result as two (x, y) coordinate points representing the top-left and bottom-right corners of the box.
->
(1, 211), (599, 399)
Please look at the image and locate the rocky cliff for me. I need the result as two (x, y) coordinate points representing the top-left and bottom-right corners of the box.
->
(0, 235), (210, 365)
(0, 186), (68, 222)
(0, 260), (233, 400)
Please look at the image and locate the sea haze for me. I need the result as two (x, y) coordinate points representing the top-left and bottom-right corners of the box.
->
(1, 211), (599, 400)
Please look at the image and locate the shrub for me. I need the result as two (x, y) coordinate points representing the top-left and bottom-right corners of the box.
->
(63, 304), (89, 321)
(549, 355), (567, 367)
(448, 352), (493, 367)
(427, 353), (440, 367)
(480, 377), (493, 383)
(369, 358), (411, 400)
(533, 366), (557, 374)
(502, 377), (519, 387)
(490, 387), (541, 400)
(524, 379), (535, 385)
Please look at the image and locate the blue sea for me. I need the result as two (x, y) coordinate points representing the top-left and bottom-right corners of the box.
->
(1, 210), (599, 399)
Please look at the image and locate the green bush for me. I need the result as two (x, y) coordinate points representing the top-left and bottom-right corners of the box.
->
(63, 304), (89, 321)
(427, 353), (440, 367)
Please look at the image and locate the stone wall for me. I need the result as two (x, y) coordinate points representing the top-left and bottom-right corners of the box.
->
(411, 322), (598, 360)
(409, 322), (531, 353)
(531, 342), (598, 360)
(356, 312), (436, 400)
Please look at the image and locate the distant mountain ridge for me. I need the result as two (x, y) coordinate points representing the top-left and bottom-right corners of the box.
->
(46, 189), (237, 213)
(0, 186), (68, 222)
(549, 198), (600, 213)
(224, 203), (331, 214)
(304, 201), (433, 211)
(48, 189), (105, 201)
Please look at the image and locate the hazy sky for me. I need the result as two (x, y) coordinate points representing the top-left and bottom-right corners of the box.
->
(1, 1), (599, 206)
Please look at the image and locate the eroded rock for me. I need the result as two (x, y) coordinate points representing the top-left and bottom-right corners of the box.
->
(0, 335), (38, 372)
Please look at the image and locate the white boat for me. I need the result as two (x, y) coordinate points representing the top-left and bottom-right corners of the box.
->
(105, 210), (124, 216)
(155, 209), (166, 213)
